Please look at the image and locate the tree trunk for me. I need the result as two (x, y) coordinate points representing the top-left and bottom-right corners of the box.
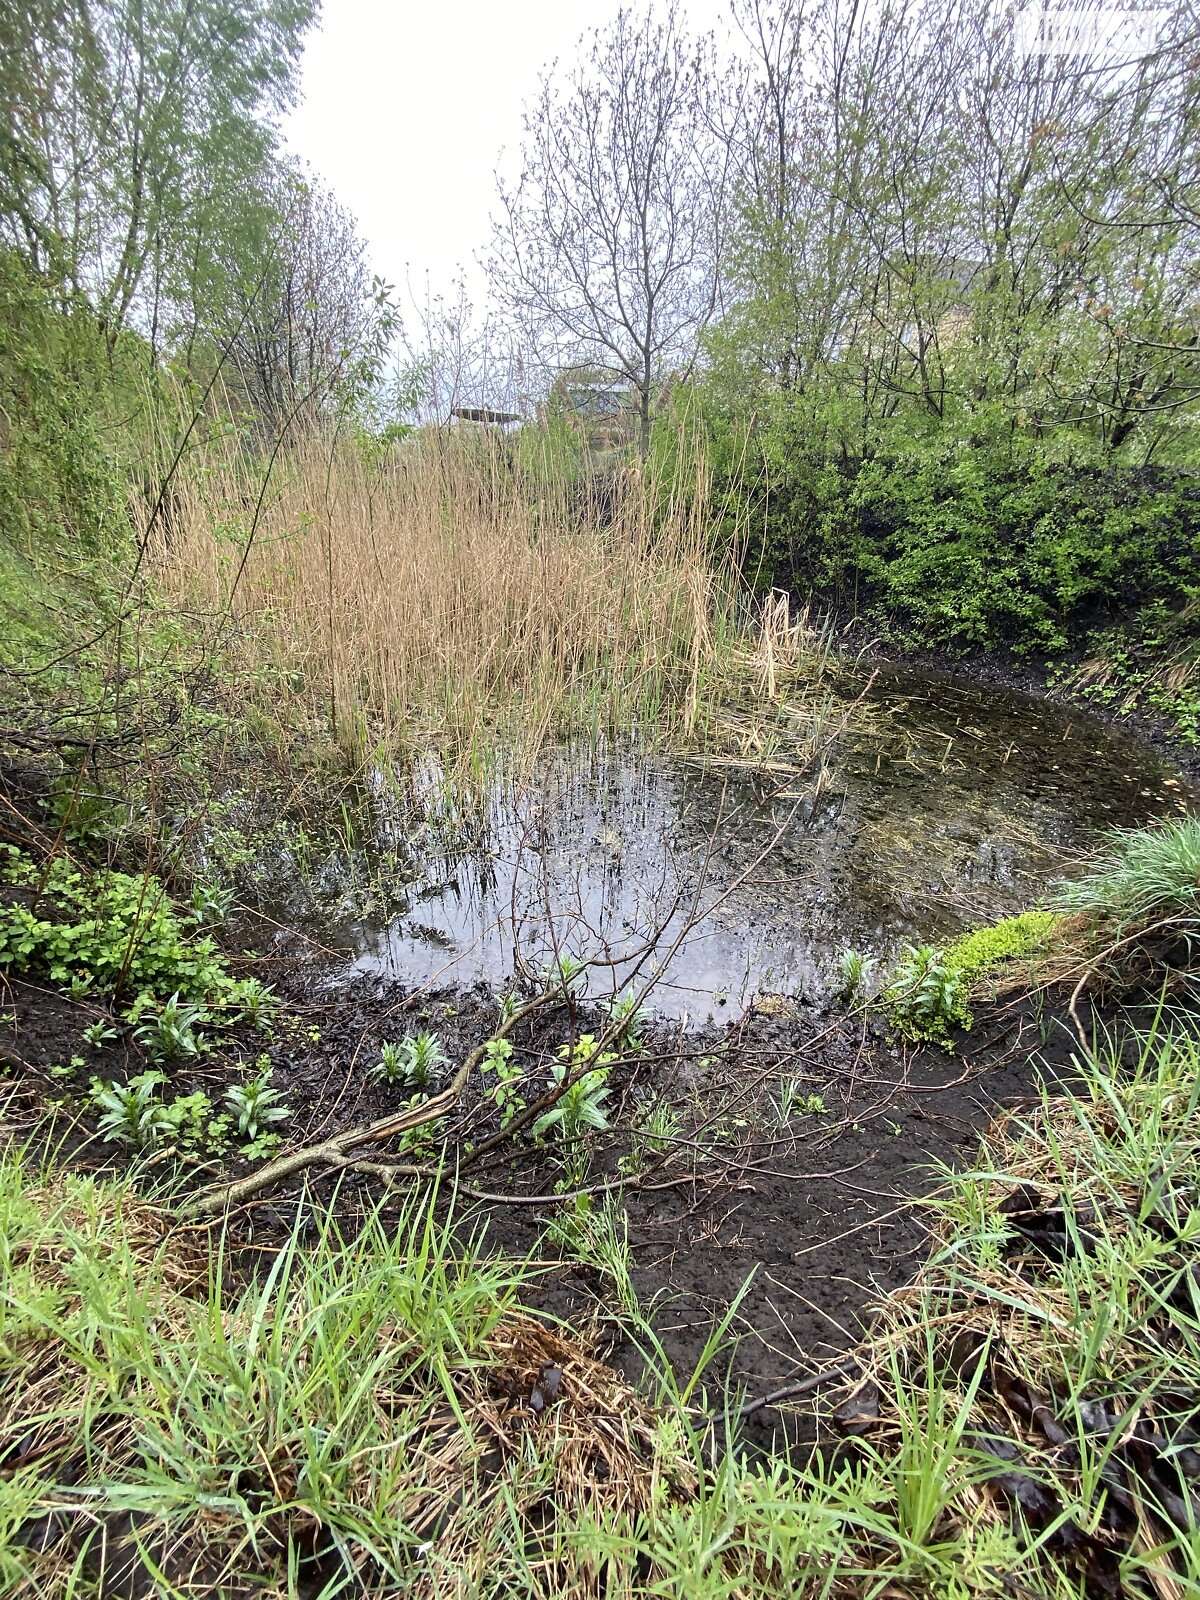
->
(637, 381), (651, 459)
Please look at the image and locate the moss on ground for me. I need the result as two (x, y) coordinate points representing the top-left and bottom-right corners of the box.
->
(942, 908), (1058, 987)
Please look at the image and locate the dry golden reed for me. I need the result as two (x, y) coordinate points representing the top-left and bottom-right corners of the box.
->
(156, 427), (745, 771)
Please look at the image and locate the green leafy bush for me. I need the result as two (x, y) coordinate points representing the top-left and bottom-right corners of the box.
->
(0, 851), (235, 1003)
(1060, 601), (1200, 746)
(370, 1032), (447, 1090)
(401, 1031), (447, 1090)
(225, 1061), (291, 1142)
(90, 1072), (176, 1150)
(725, 443), (1200, 657)
(887, 945), (966, 1040)
(480, 1036), (525, 1127)
(534, 1036), (615, 1142)
(0, 250), (131, 560)
(222, 977), (278, 1032)
(133, 992), (207, 1063)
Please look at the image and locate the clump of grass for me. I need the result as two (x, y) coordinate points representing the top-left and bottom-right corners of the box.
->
(0, 1163), (683, 1598)
(613, 1019), (1200, 1598)
(840, 1018), (1200, 1597)
(1053, 814), (1200, 929)
(544, 1194), (641, 1322)
(771, 1077), (826, 1125)
(633, 1099), (680, 1158)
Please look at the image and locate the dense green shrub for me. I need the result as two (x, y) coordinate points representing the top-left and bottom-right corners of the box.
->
(845, 457), (1200, 652)
(0, 849), (233, 1002)
(709, 428), (1200, 656)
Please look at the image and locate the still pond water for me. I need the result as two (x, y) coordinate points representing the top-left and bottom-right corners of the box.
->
(311, 665), (1193, 1020)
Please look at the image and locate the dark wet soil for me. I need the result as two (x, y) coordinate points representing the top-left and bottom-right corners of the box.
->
(468, 989), (1089, 1450)
(0, 950), (1109, 1451)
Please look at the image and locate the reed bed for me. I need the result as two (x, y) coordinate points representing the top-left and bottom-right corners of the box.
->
(155, 428), (750, 777)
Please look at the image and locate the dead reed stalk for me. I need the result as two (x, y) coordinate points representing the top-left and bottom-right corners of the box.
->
(154, 427), (744, 774)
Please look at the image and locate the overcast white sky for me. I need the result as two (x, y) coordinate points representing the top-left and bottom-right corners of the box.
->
(282, 0), (731, 314)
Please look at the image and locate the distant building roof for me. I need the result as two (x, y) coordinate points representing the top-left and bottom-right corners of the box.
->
(450, 406), (523, 426)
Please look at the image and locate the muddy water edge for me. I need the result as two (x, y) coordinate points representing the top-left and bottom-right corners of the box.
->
(204, 662), (1195, 1448)
(6, 661), (1196, 1453)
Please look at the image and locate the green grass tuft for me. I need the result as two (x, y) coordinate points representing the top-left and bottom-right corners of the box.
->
(6, 1018), (1200, 1595)
(1053, 815), (1200, 930)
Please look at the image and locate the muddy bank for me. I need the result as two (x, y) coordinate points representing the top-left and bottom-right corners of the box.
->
(3, 655), (1197, 1453)
(0, 950), (1113, 1452)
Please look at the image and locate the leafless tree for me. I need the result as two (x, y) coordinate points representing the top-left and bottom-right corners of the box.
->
(402, 271), (531, 425)
(220, 166), (395, 442)
(492, 5), (731, 456)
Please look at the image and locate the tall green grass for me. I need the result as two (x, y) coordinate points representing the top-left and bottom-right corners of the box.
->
(1053, 815), (1200, 930)
(0, 1174), (546, 1595)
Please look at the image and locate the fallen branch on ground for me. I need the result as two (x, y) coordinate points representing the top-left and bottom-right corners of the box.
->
(180, 993), (558, 1220)
(728, 1356), (862, 1424)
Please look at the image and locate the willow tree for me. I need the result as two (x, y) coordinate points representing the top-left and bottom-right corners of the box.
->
(0, 0), (316, 353)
